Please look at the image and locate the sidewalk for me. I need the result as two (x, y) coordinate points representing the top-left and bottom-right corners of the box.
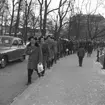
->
(11, 52), (105, 105)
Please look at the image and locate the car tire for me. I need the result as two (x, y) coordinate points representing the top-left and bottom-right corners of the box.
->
(20, 55), (25, 62)
(0, 56), (7, 68)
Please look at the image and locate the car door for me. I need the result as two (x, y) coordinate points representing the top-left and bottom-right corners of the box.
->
(18, 39), (26, 58)
(11, 39), (20, 60)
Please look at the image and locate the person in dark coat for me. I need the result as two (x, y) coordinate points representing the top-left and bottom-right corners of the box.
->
(77, 45), (85, 67)
(39, 37), (49, 76)
(45, 36), (55, 68)
(68, 40), (73, 54)
(26, 36), (43, 85)
(87, 43), (93, 57)
(53, 40), (58, 63)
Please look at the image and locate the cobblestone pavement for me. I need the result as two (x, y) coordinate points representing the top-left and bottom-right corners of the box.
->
(11, 52), (105, 105)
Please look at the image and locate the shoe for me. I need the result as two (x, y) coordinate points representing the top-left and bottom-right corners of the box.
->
(38, 73), (42, 77)
(79, 64), (82, 67)
(38, 74), (41, 77)
(41, 73), (44, 76)
(26, 82), (31, 86)
(101, 68), (105, 69)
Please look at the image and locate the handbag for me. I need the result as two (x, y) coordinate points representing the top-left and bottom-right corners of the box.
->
(37, 63), (44, 73)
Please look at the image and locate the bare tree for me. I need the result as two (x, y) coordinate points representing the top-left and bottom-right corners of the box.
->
(9, 0), (17, 36)
(0, 0), (9, 35)
(85, 0), (104, 40)
(53, 0), (72, 39)
(14, 0), (23, 37)
(0, 0), (6, 13)
(38, 0), (68, 36)
(22, 0), (33, 43)
(38, 0), (43, 33)
(29, 11), (39, 36)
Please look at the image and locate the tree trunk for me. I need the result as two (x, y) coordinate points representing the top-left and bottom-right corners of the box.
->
(25, 17), (28, 44)
(39, 4), (42, 34)
(9, 8), (14, 36)
(14, 0), (22, 37)
(42, 0), (47, 36)
(9, 0), (15, 36)
(1, 12), (4, 35)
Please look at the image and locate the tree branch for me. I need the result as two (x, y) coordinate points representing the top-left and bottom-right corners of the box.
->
(62, 21), (69, 26)
(38, 0), (41, 4)
(47, 0), (67, 15)
(47, 0), (52, 7)
(47, 8), (59, 14)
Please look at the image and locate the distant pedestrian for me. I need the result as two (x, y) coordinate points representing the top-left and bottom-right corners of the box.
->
(77, 45), (85, 67)
(26, 36), (43, 85)
(87, 43), (93, 57)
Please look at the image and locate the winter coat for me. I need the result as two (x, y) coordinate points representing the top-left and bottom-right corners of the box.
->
(77, 48), (85, 57)
(53, 41), (58, 54)
(46, 39), (55, 60)
(40, 42), (49, 65)
(87, 45), (93, 53)
(26, 44), (43, 69)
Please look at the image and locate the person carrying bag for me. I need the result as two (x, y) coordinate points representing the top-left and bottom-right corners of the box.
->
(26, 36), (43, 85)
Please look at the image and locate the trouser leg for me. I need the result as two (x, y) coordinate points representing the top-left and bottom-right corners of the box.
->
(42, 60), (46, 75)
(54, 54), (57, 63)
(35, 69), (41, 77)
(41, 67), (45, 75)
(28, 69), (33, 83)
(79, 57), (83, 66)
(81, 57), (83, 66)
(47, 60), (50, 69)
(50, 59), (53, 67)
(87, 53), (88, 57)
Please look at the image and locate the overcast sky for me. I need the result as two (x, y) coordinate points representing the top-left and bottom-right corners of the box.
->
(8, 0), (105, 17)
(50, 0), (105, 17)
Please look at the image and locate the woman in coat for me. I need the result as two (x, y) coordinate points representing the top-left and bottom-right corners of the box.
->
(26, 36), (43, 85)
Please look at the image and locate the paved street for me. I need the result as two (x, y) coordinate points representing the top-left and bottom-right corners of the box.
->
(0, 58), (39, 105)
(10, 52), (105, 105)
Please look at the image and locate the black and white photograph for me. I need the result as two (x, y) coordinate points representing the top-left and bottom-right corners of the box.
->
(0, 0), (105, 105)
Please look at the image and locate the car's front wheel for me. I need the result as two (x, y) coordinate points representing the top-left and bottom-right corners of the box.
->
(0, 56), (7, 68)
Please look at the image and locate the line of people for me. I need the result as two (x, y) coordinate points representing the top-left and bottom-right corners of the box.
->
(25, 35), (72, 85)
(26, 35), (102, 85)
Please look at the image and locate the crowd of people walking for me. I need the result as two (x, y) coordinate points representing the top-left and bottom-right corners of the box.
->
(26, 35), (105, 85)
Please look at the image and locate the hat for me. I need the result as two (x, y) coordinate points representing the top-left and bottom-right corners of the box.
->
(28, 36), (34, 41)
(28, 36), (37, 41)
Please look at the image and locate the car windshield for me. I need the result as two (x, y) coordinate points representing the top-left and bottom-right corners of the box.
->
(0, 37), (12, 47)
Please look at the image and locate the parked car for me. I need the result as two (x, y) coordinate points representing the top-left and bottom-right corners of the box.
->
(0, 36), (26, 68)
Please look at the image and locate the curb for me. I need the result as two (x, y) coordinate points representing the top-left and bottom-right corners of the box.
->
(10, 83), (32, 105)
(10, 67), (54, 105)
(94, 60), (105, 75)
